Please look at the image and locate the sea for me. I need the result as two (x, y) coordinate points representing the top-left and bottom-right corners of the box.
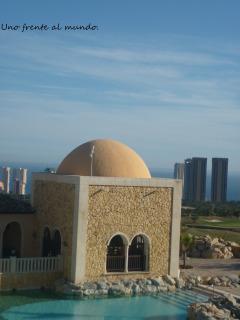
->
(0, 162), (239, 201)
(151, 169), (240, 201)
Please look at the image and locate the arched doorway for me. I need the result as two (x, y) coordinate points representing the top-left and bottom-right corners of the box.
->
(52, 230), (61, 256)
(128, 235), (149, 271)
(106, 234), (127, 272)
(2, 222), (21, 258)
(42, 227), (51, 257)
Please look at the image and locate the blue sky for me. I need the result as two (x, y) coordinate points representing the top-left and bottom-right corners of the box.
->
(0, 0), (240, 171)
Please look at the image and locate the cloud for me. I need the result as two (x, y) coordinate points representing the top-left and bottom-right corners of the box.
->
(0, 32), (239, 170)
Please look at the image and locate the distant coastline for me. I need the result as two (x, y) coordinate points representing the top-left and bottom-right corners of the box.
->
(0, 163), (239, 200)
(151, 169), (240, 201)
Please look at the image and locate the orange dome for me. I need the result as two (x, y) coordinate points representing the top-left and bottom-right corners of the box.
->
(57, 139), (151, 178)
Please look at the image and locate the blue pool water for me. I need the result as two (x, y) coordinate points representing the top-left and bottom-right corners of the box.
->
(0, 290), (207, 320)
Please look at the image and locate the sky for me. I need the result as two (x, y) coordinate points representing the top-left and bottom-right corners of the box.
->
(0, 0), (240, 172)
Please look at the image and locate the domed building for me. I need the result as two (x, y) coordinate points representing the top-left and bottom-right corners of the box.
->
(57, 139), (151, 178)
(0, 139), (182, 289)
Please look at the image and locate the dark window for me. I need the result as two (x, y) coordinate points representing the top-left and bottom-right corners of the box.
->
(106, 235), (125, 272)
(52, 230), (61, 256)
(2, 222), (21, 258)
(128, 235), (147, 271)
(42, 227), (51, 257)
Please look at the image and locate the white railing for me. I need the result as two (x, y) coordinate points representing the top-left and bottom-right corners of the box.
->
(0, 256), (63, 273)
(0, 259), (11, 273)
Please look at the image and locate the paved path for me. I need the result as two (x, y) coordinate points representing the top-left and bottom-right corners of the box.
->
(180, 258), (240, 296)
(180, 258), (240, 277)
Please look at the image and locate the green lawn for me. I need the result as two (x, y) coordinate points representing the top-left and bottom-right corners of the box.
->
(184, 226), (240, 244)
(182, 216), (240, 227)
(198, 217), (240, 227)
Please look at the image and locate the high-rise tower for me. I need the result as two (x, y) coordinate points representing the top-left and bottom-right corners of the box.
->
(183, 158), (207, 202)
(174, 163), (184, 194)
(12, 168), (28, 195)
(2, 167), (11, 193)
(211, 158), (228, 202)
(183, 159), (192, 201)
(191, 157), (207, 202)
(19, 168), (27, 195)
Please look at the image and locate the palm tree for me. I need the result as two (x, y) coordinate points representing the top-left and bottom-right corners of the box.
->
(180, 233), (193, 268)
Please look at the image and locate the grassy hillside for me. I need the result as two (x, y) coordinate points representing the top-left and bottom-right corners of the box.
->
(182, 216), (240, 227)
(184, 226), (240, 244)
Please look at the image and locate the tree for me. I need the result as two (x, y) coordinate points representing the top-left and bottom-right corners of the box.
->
(180, 233), (193, 268)
(191, 214), (198, 224)
(0, 194), (34, 213)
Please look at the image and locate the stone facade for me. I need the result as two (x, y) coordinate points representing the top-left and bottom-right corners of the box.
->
(85, 185), (173, 280)
(30, 174), (181, 284)
(33, 180), (75, 279)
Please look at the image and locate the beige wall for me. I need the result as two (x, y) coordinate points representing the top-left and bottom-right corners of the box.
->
(85, 185), (173, 280)
(0, 214), (36, 258)
(30, 174), (181, 284)
(0, 272), (62, 291)
(32, 180), (75, 279)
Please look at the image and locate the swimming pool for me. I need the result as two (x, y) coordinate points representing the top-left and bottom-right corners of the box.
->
(0, 290), (207, 320)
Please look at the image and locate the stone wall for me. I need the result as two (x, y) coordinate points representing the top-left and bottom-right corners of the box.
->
(189, 235), (240, 259)
(188, 294), (240, 320)
(56, 275), (182, 296)
(85, 185), (173, 280)
(33, 181), (75, 279)
(0, 272), (63, 291)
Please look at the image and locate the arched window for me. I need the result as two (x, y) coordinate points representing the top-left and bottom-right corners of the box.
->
(52, 230), (61, 256)
(128, 235), (149, 271)
(106, 235), (126, 272)
(2, 222), (21, 258)
(42, 227), (51, 257)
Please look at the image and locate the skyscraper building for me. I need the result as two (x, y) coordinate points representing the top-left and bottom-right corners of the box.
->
(19, 168), (27, 195)
(174, 163), (184, 194)
(0, 181), (4, 192)
(183, 159), (192, 201)
(211, 158), (228, 202)
(12, 168), (28, 195)
(2, 167), (11, 194)
(12, 168), (19, 192)
(191, 157), (207, 202)
(183, 158), (207, 202)
(13, 178), (20, 194)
